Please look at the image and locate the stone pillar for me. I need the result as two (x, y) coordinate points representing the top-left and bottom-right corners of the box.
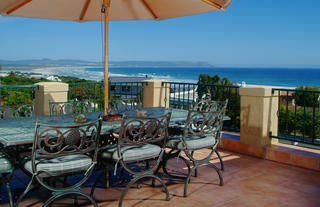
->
(34, 82), (69, 116)
(142, 80), (170, 108)
(239, 86), (279, 146)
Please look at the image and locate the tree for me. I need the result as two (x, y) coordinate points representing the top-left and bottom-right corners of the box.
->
(279, 105), (320, 140)
(294, 86), (320, 107)
(197, 74), (240, 131)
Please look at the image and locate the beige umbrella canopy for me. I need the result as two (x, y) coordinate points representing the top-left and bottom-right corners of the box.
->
(0, 0), (232, 114)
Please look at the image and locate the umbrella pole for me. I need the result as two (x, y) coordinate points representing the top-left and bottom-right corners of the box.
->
(103, 0), (110, 115)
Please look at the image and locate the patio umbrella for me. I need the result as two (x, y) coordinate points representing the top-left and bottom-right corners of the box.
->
(0, 0), (233, 114)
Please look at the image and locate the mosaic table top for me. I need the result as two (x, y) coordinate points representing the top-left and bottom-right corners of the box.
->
(0, 107), (188, 147)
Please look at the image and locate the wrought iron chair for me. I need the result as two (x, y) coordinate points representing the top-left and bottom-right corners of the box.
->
(0, 150), (14, 207)
(164, 100), (228, 197)
(110, 98), (142, 113)
(192, 98), (229, 171)
(0, 104), (34, 119)
(0, 104), (34, 206)
(49, 100), (92, 116)
(15, 104), (34, 117)
(169, 97), (228, 171)
(15, 117), (102, 207)
(93, 112), (172, 207)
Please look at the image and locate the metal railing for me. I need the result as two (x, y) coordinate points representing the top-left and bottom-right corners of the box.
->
(271, 88), (320, 146)
(68, 82), (104, 112)
(110, 81), (144, 102)
(0, 85), (38, 106)
(0, 82), (240, 131)
(163, 82), (240, 131)
(68, 81), (144, 112)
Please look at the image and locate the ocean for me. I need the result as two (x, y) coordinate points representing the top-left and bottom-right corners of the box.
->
(52, 67), (320, 88)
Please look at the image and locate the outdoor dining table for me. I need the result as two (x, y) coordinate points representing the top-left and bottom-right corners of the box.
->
(0, 107), (194, 147)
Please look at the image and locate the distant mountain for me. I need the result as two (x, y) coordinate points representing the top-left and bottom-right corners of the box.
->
(0, 58), (101, 67)
(0, 59), (213, 69)
(109, 61), (213, 68)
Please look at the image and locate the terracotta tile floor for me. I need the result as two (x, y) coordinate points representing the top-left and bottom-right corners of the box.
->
(1, 150), (320, 207)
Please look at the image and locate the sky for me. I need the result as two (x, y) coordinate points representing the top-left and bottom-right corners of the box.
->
(0, 0), (320, 68)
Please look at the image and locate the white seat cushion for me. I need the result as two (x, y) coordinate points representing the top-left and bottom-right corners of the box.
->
(24, 154), (92, 177)
(0, 155), (12, 173)
(167, 135), (216, 150)
(101, 144), (161, 162)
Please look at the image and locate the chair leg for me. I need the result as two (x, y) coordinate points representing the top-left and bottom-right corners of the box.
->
(1, 173), (13, 207)
(15, 176), (35, 207)
(194, 168), (198, 177)
(162, 150), (191, 179)
(208, 163), (224, 186)
(152, 159), (163, 187)
(191, 151), (198, 177)
(6, 181), (13, 207)
(105, 170), (110, 188)
(43, 191), (98, 207)
(184, 166), (197, 197)
(90, 170), (106, 197)
(73, 195), (79, 207)
(119, 174), (170, 207)
(215, 150), (224, 171)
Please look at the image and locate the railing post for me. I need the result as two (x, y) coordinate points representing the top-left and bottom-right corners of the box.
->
(34, 82), (69, 116)
(142, 80), (170, 108)
(239, 86), (279, 146)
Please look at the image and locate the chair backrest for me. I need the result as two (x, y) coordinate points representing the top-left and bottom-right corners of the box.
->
(118, 112), (172, 147)
(110, 98), (142, 113)
(15, 104), (34, 117)
(0, 106), (14, 119)
(49, 100), (92, 116)
(183, 100), (228, 140)
(0, 104), (34, 119)
(194, 94), (228, 113)
(33, 118), (102, 159)
(31, 117), (102, 189)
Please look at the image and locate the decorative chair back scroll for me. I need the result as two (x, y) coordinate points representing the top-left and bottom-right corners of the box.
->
(49, 100), (92, 116)
(193, 93), (228, 113)
(118, 112), (172, 147)
(186, 99), (228, 139)
(0, 104), (34, 119)
(34, 121), (99, 159)
(110, 98), (142, 113)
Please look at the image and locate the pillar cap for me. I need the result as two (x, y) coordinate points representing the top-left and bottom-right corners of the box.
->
(239, 85), (279, 97)
(36, 82), (68, 92)
(142, 79), (165, 87)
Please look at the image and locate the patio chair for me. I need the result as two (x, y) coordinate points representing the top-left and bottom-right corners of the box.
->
(192, 98), (228, 171)
(0, 106), (15, 119)
(170, 97), (228, 171)
(15, 117), (102, 207)
(164, 100), (228, 197)
(15, 104), (34, 117)
(0, 104), (34, 119)
(93, 112), (172, 207)
(49, 100), (92, 116)
(0, 150), (14, 207)
(110, 98), (142, 113)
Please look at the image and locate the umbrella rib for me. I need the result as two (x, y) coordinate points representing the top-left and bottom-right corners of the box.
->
(140, 0), (158, 19)
(7, 0), (32, 15)
(200, 0), (222, 9)
(79, 0), (91, 21)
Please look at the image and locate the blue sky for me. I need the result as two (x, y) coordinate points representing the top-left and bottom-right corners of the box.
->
(0, 0), (320, 68)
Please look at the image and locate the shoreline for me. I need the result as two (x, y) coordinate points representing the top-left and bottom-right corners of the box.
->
(0, 66), (313, 89)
